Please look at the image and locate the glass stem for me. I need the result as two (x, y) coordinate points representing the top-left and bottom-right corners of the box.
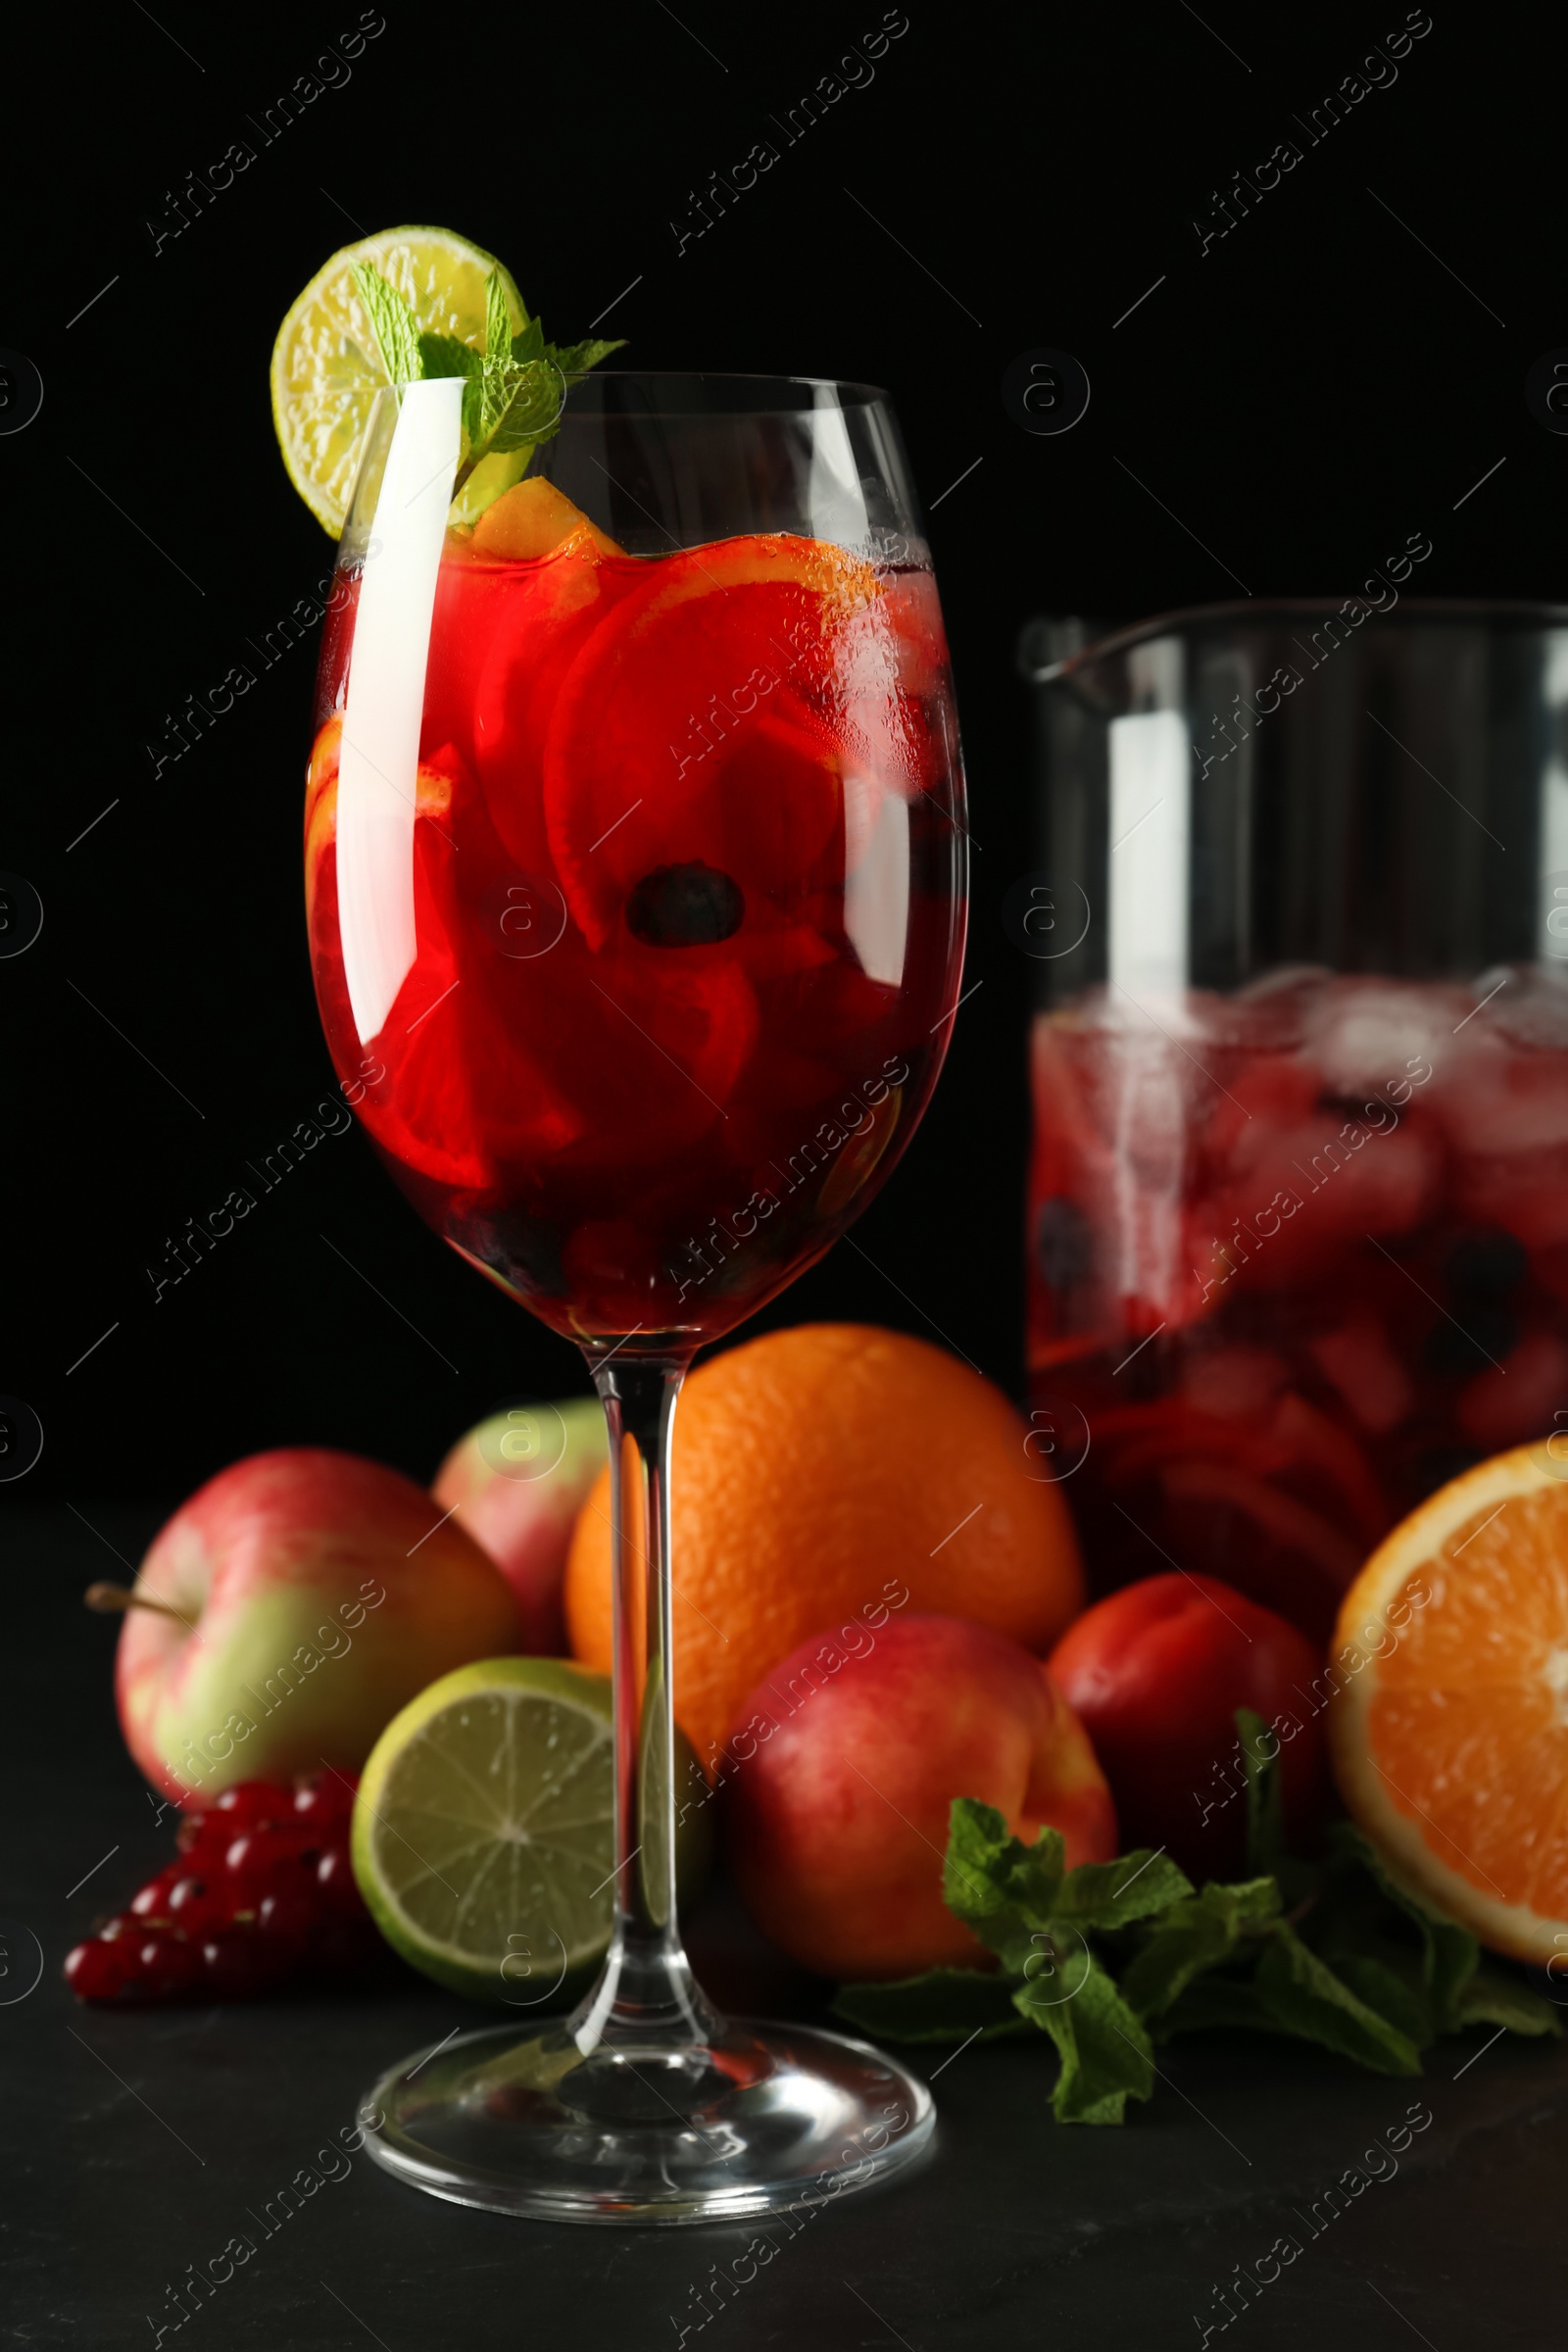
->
(586, 1351), (711, 2041)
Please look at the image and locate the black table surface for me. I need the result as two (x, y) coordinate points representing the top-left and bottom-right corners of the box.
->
(7, 1505), (1563, 2348)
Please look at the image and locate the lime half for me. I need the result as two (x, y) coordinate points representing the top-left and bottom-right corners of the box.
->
(353, 1657), (710, 2004)
(270, 224), (526, 537)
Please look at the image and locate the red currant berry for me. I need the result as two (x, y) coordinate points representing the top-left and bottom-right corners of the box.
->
(211, 1781), (293, 1831)
(223, 1824), (317, 1908)
(98, 1911), (140, 1941)
(176, 1809), (230, 1859)
(166, 1874), (229, 1935)
(315, 1845), (366, 1919)
(200, 1928), (268, 1998)
(257, 1886), (316, 1966)
(293, 1772), (356, 1831)
(129, 1866), (180, 1921)
(133, 1932), (202, 2001)
(65, 1937), (134, 2002)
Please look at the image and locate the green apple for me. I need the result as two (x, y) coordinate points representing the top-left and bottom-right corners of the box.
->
(116, 1447), (521, 1804)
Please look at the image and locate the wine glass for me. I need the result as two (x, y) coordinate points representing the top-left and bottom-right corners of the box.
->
(306, 371), (968, 2222)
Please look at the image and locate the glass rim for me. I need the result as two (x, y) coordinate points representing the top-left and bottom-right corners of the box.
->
(1024, 595), (1568, 684)
(550, 368), (894, 409)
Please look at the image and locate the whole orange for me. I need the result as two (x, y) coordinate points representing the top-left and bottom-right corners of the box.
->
(564, 1324), (1085, 1767)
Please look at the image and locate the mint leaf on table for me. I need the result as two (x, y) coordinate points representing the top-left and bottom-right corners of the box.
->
(1121, 1878), (1279, 2022)
(1455, 1964), (1561, 2037)
(351, 262), (422, 387)
(1157, 1970), (1280, 2037)
(1238, 1705), (1287, 1880)
(1015, 1955), (1154, 2126)
(1253, 1923), (1424, 2076)
(834, 1720), (1557, 2126)
(1328, 1951), (1433, 2050)
(832, 1967), (1031, 2045)
(942, 1799), (1063, 1976)
(1237, 1704), (1317, 1905)
(1323, 1823), (1480, 2030)
(1052, 1848), (1195, 1931)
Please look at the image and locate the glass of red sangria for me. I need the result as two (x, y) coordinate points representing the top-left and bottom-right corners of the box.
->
(1022, 600), (1568, 1642)
(306, 372), (966, 2219)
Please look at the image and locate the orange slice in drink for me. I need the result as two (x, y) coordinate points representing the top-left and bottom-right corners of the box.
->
(1329, 1440), (1568, 1962)
(542, 534), (880, 951)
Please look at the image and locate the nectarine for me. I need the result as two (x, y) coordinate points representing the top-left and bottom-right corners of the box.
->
(721, 1613), (1116, 1981)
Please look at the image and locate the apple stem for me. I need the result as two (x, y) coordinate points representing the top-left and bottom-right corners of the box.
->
(84, 1581), (187, 1623)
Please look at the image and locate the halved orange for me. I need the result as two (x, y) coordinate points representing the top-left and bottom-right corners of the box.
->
(1329, 1440), (1568, 1963)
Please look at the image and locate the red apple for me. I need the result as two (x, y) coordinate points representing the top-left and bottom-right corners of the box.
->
(431, 1397), (605, 1651)
(117, 1449), (520, 1804)
(721, 1613), (1117, 1981)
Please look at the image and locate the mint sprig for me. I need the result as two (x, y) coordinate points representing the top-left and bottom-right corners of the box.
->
(352, 261), (422, 388)
(349, 260), (623, 506)
(832, 1715), (1559, 2127)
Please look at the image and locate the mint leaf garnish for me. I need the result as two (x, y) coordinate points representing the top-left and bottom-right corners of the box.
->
(351, 262), (421, 388)
(346, 258), (624, 515)
(416, 331), (480, 378)
(835, 1771), (1559, 2126)
(482, 361), (569, 456)
(550, 335), (626, 374)
(485, 270), (513, 368)
(417, 331), (482, 382)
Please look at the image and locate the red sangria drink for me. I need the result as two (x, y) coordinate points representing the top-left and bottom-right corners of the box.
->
(291, 346), (964, 2223)
(1021, 600), (1568, 1643)
(307, 477), (964, 1348)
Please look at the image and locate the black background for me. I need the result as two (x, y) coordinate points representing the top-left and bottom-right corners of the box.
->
(5, 0), (1559, 1516)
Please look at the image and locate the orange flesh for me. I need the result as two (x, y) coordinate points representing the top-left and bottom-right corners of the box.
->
(1367, 1483), (1568, 1915)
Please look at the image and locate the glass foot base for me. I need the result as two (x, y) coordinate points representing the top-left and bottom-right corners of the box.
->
(357, 2013), (935, 2225)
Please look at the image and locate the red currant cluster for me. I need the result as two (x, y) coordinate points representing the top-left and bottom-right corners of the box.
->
(65, 1773), (379, 2003)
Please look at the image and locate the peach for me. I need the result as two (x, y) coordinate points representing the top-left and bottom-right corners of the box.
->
(721, 1613), (1116, 1981)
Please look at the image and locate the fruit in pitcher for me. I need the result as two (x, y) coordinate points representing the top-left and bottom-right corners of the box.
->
(115, 1449), (520, 1803)
(1027, 970), (1568, 1637)
(722, 1614), (1116, 1980)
